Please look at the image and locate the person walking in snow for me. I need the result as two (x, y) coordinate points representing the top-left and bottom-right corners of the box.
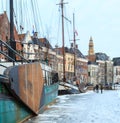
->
(96, 84), (99, 93)
(100, 84), (103, 93)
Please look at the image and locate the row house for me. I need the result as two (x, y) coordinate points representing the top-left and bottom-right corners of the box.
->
(38, 37), (57, 71)
(88, 62), (98, 86)
(113, 57), (120, 84)
(76, 57), (88, 84)
(105, 61), (113, 85)
(21, 32), (58, 72)
(0, 11), (22, 61)
(54, 47), (73, 81)
(88, 58), (113, 86)
(22, 31), (40, 61)
(64, 47), (74, 81)
(88, 37), (113, 86)
(96, 53), (113, 86)
(55, 46), (88, 84)
(56, 54), (63, 81)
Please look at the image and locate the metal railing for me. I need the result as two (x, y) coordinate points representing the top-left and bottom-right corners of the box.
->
(0, 39), (30, 64)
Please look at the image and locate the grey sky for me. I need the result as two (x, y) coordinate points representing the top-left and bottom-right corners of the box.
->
(0, 0), (120, 59)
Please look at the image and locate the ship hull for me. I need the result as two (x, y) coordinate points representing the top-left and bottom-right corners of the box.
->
(0, 82), (59, 123)
(44, 83), (59, 105)
(40, 82), (59, 112)
(0, 83), (33, 123)
(0, 62), (59, 123)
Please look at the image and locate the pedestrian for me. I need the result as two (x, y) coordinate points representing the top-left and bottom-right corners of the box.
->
(93, 86), (96, 92)
(100, 84), (103, 93)
(76, 80), (80, 87)
(96, 84), (99, 93)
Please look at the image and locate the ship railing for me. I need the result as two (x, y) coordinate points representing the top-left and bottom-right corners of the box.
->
(0, 39), (30, 64)
(0, 63), (9, 83)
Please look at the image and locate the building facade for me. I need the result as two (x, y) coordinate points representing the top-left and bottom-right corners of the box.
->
(88, 62), (98, 85)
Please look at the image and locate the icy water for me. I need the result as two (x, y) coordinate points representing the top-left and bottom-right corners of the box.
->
(26, 90), (120, 123)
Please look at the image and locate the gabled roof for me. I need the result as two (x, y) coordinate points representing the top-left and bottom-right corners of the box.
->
(95, 52), (109, 61)
(88, 61), (98, 65)
(32, 38), (53, 50)
(58, 47), (86, 59)
(18, 34), (25, 41)
(0, 11), (20, 41)
(69, 48), (86, 58)
(75, 48), (86, 58)
(113, 57), (120, 66)
(65, 47), (74, 54)
(54, 46), (86, 59)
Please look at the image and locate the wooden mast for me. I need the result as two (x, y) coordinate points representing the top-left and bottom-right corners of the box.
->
(9, 0), (16, 60)
(57, 0), (66, 82)
(73, 13), (76, 77)
(57, 0), (69, 82)
(61, 0), (66, 82)
(73, 13), (80, 79)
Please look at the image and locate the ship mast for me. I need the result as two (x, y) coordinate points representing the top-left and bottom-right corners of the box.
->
(9, 0), (16, 60)
(72, 13), (79, 79)
(73, 13), (76, 77)
(61, 0), (66, 82)
(57, 0), (68, 82)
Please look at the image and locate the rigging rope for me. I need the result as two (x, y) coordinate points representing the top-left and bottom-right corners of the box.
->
(13, 1), (19, 32)
(31, 0), (37, 33)
(64, 5), (71, 46)
(35, 0), (45, 37)
(56, 9), (61, 46)
(19, 0), (24, 34)
(1, 0), (4, 12)
(25, 0), (32, 33)
(34, 0), (41, 36)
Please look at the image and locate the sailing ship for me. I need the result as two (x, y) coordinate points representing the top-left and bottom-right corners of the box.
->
(0, 0), (59, 123)
(58, 1), (86, 94)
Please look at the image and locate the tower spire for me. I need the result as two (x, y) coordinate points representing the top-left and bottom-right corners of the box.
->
(88, 36), (94, 56)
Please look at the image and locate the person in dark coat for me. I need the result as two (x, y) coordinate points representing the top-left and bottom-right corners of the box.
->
(96, 84), (99, 93)
(100, 84), (103, 93)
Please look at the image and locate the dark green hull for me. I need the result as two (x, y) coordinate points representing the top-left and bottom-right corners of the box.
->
(0, 83), (33, 123)
(44, 82), (59, 105)
(0, 82), (59, 123)
(0, 98), (32, 123)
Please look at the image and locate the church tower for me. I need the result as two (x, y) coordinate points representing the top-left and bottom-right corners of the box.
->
(88, 36), (96, 62)
(88, 36), (94, 55)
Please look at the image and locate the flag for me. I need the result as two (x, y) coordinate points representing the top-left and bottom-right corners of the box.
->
(32, 25), (35, 34)
(74, 29), (78, 36)
(20, 25), (24, 31)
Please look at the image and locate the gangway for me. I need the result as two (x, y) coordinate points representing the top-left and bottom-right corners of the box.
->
(59, 81), (79, 90)
(59, 81), (87, 94)
(59, 81), (80, 94)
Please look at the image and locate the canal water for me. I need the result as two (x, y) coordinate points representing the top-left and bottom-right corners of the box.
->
(26, 90), (120, 123)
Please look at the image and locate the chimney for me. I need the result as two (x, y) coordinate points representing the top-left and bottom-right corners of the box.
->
(71, 43), (73, 48)
(76, 44), (78, 49)
(33, 32), (38, 38)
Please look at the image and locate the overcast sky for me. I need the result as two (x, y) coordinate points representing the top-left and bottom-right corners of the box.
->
(0, 0), (120, 59)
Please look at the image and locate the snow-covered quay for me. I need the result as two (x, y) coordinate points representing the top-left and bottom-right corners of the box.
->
(26, 90), (120, 123)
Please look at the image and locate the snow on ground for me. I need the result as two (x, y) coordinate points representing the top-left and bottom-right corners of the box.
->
(26, 90), (120, 123)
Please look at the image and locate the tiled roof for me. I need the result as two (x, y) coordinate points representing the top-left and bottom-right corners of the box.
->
(32, 38), (53, 50)
(88, 61), (98, 65)
(113, 57), (120, 66)
(95, 52), (109, 61)
(0, 11), (20, 41)
(69, 48), (86, 58)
